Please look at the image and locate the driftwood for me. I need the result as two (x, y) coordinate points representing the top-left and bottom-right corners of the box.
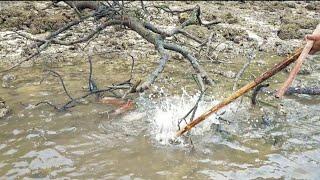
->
(275, 24), (320, 98)
(176, 47), (303, 137)
(3, 2), (215, 93)
(250, 85), (320, 106)
(285, 86), (320, 95)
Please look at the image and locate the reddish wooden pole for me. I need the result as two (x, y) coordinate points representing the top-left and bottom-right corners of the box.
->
(275, 24), (320, 98)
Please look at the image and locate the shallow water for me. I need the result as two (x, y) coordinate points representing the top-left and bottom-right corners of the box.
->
(1, 55), (320, 179)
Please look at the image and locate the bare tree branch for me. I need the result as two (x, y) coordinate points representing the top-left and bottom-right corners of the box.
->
(163, 43), (213, 85)
(136, 38), (169, 92)
(1, 15), (92, 73)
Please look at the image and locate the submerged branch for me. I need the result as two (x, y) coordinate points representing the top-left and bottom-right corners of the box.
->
(46, 69), (74, 101)
(136, 38), (169, 92)
(286, 86), (320, 95)
(176, 47), (303, 136)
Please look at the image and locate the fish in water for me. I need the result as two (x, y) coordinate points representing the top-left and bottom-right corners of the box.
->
(99, 97), (135, 118)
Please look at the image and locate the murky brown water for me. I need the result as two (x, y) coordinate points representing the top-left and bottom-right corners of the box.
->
(1, 54), (320, 179)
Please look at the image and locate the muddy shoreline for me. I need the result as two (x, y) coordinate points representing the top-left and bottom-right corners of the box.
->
(1, 1), (320, 64)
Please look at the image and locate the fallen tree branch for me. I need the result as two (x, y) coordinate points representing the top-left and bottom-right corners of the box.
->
(143, 6), (210, 44)
(257, 86), (320, 96)
(136, 37), (169, 92)
(106, 15), (213, 89)
(33, 14), (92, 48)
(37, 58), (133, 111)
(286, 86), (320, 95)
(176, 47), (303, 137)
(1, 16), (91, 73)
(251, 85), (320, 107)
(163, 43), (213, 85)
(6, 3), (214, 95)
(51, 20), (122, 45)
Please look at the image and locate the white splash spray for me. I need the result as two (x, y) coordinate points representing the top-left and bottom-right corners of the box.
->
(146, 88), (230, 145)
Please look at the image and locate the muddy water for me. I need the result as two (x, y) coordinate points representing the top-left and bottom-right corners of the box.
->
(0, 54), (320, 179)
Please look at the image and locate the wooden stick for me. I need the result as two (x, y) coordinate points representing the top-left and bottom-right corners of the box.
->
(275, 24), (320, 98)
(176, 47), (303, 137)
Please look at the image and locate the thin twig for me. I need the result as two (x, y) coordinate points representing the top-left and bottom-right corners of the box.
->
(1, 16), (92, 73)
(35, 101), (61, 110)
(46, 69), (74, 100)
(153, 5), (195, 15)
(87, 47), (98, 93)
(233, 49), (255, 90)
(177, 85), (207, 130)
(129, 54), (135, 81)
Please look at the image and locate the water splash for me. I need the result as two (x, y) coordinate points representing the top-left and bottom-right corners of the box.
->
(142, 88), (239, 145)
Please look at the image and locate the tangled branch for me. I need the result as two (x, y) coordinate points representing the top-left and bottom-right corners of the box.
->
(4, 1), (220, 112)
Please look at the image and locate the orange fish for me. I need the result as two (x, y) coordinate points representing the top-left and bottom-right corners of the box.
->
(99, 97), (135, 117)
(99, 97), (127, 106)
(109, 100), (135, 116)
